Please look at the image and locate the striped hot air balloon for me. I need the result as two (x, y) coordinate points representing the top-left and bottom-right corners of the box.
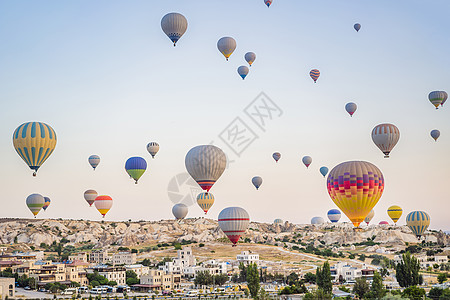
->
(428, 91), (446, 109)
(272, 152), (281, 163)
(441, 91), (448, 106)
(327, 209), (341, 223)
(197, 192), (215, 214)
(371, 123), (400, 158)
(13, 122), (57, 176)
(26, 194), (45, 218)
(310, 69), (320, 83)
(42, 197), (51, 211)
(365, 209), (375, 225)
(387, 205), (403, 224)
(218, 207), (250, 246)
(252, 176), (263, 190)
(185, 145), (227, 192)
(245, 52), (256, 67)
(217, 37), (236, 61)
(125, 157), (147, 184)
(161, 13), (188, 46)
(94, 195), (113, 218)
(172, 203), (188, 220)
(273, 218), (283, 225)
(88, 155), (100, 170)
(327, 161), (384, 227)
(345, 102), (357, 117)
(311, 217), (324, 225)
(406, 211), (430, 238)
(84, 190), (98, 207)
(264, 0), (272, 7)
(147, 142), (160, 158)
(431, 129), (440, 142)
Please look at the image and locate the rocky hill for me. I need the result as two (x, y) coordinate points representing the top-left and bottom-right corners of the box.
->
(0, 218), (448, 249)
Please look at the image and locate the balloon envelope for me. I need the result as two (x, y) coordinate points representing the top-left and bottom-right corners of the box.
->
(197, 192), (215, 214)
(387, 205), (403, 224)
(26, 193), (45, 217)
(252, 176), (263, 190)
(345, 102), (357, 117)
(88, 155), (100, 170)
(273, 218), (283, 224)
(272, 152), (281, 162)
(237, 66), (249, 80)
(84, 190), (98, 207)
(354, 23), (361, 32)
(42, 197), (51, 211)
(441, 91), (448, 106)
(319, 166), (329, 177)
(218, 207), (250, 246)
(429, 91), (446, 109)
(372, 123), (400, 158)
(302, 156), (312, 168)
(125, 157), (147, 184)
(430, 130), (440, 141)
(147, 142), (160, 158)
(379, 221), (389, 225)
(406, 211), (430, 238)
(309, 69), (320, 83)
(327, 209), (341, 223)
(264, 0), (272, 7)
(364, 209), (375, 225)
(94, 195), (113, 218)
(13, 122), (57, 176)
(327, 161), (384, 227)
(172, 203), (188, 220)
(245, 52), (256, 66)
(311, 217), (324, 225)
(217, 37), (236, 61)
(161, 13), (188, 46)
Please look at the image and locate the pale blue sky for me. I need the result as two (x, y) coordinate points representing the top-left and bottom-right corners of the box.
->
(0, 1), (449, 230)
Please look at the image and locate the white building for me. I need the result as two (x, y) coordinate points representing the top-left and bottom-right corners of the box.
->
(393, 255), (449, 269)
(125, 264), (150, 278)
(330, 262), (374, 283)
(89, 249), (110, 264)
(88, 266), (126, 285)
(112, 252), (136, 265)
(159, 247), (196, 275)
(140, 269), (181, 291)
(183, 259), (228, 278)
(236, 251), (259, 265)
(68, 252), (88, 262)
(0, 278), (14, 300)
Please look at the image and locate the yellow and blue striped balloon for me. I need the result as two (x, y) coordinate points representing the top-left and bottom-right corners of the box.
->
(387, 205), (403, 224)
(13, 122), (57, 176)
(406, 211), (430, 238)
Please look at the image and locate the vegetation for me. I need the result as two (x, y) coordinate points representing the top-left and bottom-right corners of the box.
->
(316, 261), (332, 295)
(246, 263), (260, 299)
(125, 270), (139, 286)
(352, 277), (369, 299)
(402, 286), (425, 300)
(395, 252), (423, 287)
(193, 271), (228, 287)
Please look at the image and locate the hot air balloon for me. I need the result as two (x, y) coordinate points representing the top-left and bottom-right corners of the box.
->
(237, 66), (249, 80)
(327, 161), (384, 227)
(387, 205), (403, 224)
(311, 217), (324, 225)
(217, 37), (236, 61)
(310, 69), (320, 83)
(441, 91), (448, 106)
(125, 157), (147, 184)
(327, 209), (341, 223)
(197, 192), (214, 214)
(42, 197), (51, 211)
(161, 13), (188, 47)
(274, 218), (283, 225)
(364, 209), (375, 225)
(88, 155), (100, 170)
(26, 193), (45, 218)
(319, 167), (329, 178)
(272, 152), (281, 163)
(13, 122), (57, 176)
(185, 145), (227, 192)
(379, 221), (389, 225)
(431, 130), (440, 142)
(172, 203), (188, 220)
(264, 0), (272, 7)
(252, 176), (263, 190)
(406, 211), (430, 238)
(371, 123), (400, 158)
(302, 156), (312, 168)
(147, 142), (160, 158)
(245, 52), (256, 67)
(218, 207), (250, 246)
(354, 23), (361, 32)
(345, 102), (357, 117)
(428, 91), (446, 109)
(94, 195), (112, 218)
(84, 190), (97, 207)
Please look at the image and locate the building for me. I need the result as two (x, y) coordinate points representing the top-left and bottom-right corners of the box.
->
(394, 255), (449, 269)
(112, 252), (136, 265)
(65, 261), (90, 286)
(330, 262), (374, 283)
(88, 266), (126, 285)
(68, 252), (88, 263)
(0, 278), (14, 300)
(29, 263), (68, 287)
(125, 264), (150, 278)
(139, 269), (181, 291)
(183, 259), (228, 278)
(89, 249), (110, 264)
(236, 251), (259, 265)
(159, 246), (196, 275)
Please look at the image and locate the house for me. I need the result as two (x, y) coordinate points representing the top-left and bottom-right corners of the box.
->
(87, 265), (126, 285)
(125, 264), (150, 278)
(159, 246), (196, 275)
(89, 249), (110, 264)
(68, 252), (88, 263)
(236, 251), (259, 265)
(330, 262), (375, 283)
(139, 269), (181, 291)
(394, 255), (449, 269)
(183, 259), (228, 278)
(65, 261), (90, 286)
(0, 277), (14, 300)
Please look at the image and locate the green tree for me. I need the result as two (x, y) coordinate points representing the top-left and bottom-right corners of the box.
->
(402, 286), (425, 300)
(353, 277), (369, 299)
(428, 287), (443, 300)
(286, 272), (299, 286)
(141, 258), (151, 266)
(125, 270), (139, 286)
(246, 263), (260, 299)
(438, 273), (448, 284)
(108, 281), (117, 286)
(304, 272), (316, 284)
(440, 289), (450, 300)
(395, 252), (423, 287)
(316, 261), (332, 295)
(194, 271), (212, 286)
(367, 271), (386, 299)
(239, 262), (247, 283)
(213, 274), (228, 286)
(303, 289), (332, 300)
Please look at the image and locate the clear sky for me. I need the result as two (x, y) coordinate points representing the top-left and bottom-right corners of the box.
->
(0, 0), (449, 230)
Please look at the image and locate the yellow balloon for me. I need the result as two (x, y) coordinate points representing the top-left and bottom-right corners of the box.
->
(197, 192), (215, 214)
(13, 122), (57, 176)
(387, 205), (403, 224)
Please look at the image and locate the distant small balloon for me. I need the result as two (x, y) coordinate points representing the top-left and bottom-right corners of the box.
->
(272, 152), (281, 163)
(95, 195), (113, 218)
(365, 209), (375, 225)
(245, 52), (256, 67)
(42, 197), (51, 211)
(147, 142), (160, 158)
(197, 192), (214, 214)
(84, 190), (97, 207)
(310, 69), (320, 83)
(379, 221), (389, 225)
(274, 218), (283, 224)
(345, 102), (357, 117)
(237, 66), (249, 80)
(252, 176), (263, 190)
(172, 203), (188, 220)
(88, 155), (100, 170)
(430, 129), (440, 141)
(311, 217), (324, 225)
(302, 156), (312, 168)
(161, 13), (188, 47)
(319, 166), (328, 177)
(441, 91), (448, 106)
(327, 209), (341, 223)
(372, 123), (400, 158)
(217, 37), (236, 61)
(26, 193), (45, 218)
(406, 211), (430, 238)
(428, 91), (446, 109)
(354, 23), (361, 32)
(264, 0), (273, 7)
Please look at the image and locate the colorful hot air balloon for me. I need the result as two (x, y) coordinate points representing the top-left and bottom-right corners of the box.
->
(354, 23), (361, 32)
(441, 91), (448, 106)
(387, 205), (403, 224)
(42, 197), (51, 211)
(161, 13), (188, 47)
(125, 157), (147, 184)
(172, 203), (188, 220)
(237, 66), (249, 80)
(147, 142), (160, 158)
(364, 209), (375, 225)
(217, 37), (236, 61)
(84, 190), (97, 207)
(26, 193), (45, 218)
(13, 122), (57, 177)
(309, 69), (320, 83)
(272, 152), (281, 163)
(319, 166), (329, 178)
(311, 217), (324, 225)
(379, 221), (389, 225)
(88, 155), (100, 170)
(264, 0), (272, 7)
(185, 145), (227, 192)
(197, 192), (214, 214)
(252, 176), (263, 190)
(302, 156), (312, 168)
(218, 207), (250, 246)
(406, 211), (430, 238)
(428, 91), (446, 109)
(327, 161), (384, 227)
(327, 209), (341, 223)
(371, 123), (400, 158)
(245, 52), (256, 67)
(94, 195), (112, 218)
(345, 102), (357, 117)
(431, 130), (440, 142)
(274, 218), (283, 225)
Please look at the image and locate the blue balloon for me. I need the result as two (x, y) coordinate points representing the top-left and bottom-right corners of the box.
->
(319, 166), (329, 178)
(327, 209), (341, 223)
(125, 157), (147, 183)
